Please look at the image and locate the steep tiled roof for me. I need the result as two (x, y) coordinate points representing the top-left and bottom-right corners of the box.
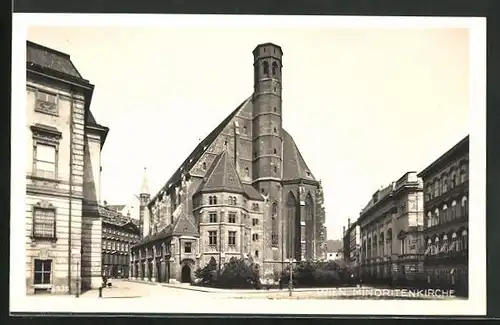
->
(195, 150), (245, 195)
(282, 129), (316, 182)
(27, 41), (83, 79)
(136, 224), (174, 246)
(151, 96), (252, 202)
(141, 167), (150, 194)
(172, 213), (199, 237)
(243, 184), (264, 201)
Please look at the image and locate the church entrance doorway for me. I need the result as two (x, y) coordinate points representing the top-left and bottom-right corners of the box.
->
(181, 265), (191, 283)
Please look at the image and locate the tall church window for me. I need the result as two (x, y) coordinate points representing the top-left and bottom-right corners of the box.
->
(305, 194), (313, 259)
(272, 62), (278, 76)
(263, 61), (269, 75)
(271, 202), (278, 247)
(287, 193), (297, 258)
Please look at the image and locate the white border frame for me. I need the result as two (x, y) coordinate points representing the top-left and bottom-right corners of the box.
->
(11, 14), (486, 316)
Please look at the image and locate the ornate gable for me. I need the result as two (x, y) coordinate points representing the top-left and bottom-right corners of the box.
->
(195, 150), (245, 195)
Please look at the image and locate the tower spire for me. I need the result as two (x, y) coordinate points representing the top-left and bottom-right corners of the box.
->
(141, 167), (149, 195)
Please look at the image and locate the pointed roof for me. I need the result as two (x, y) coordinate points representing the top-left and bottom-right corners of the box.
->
(172, 213), (198, 237)
(195, 150), (245, 195)
(282, 129), (317, 182)
(141, 167), (150, 194)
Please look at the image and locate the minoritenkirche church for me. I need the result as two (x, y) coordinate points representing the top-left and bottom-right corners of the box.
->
(130, 43), (327, 283)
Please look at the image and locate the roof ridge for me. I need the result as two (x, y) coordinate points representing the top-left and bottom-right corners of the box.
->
(150, 96), (252, 202)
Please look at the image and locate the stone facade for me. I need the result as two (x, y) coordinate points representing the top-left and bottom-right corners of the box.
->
(357, 172), (424, 283)
(418, 135), (469, 295)
(100, 207), (141, 278)
(343, 219), (361, 270)
(25, 41), (109, 295)
(131, 43), (328, 284)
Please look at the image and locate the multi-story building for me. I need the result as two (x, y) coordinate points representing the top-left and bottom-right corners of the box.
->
(100, 205), (141, 278)
(358, 172), (424, 284)
(418, 135), (469, 295)
(130, 43), (327, 284)
(343, 218), (361, 271)
(25, 41), (109, 294)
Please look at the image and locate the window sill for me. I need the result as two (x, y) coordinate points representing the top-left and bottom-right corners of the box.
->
(28, 174), (61, 183)
(33, 284), (52, 289)
(30, 236), (58, 247)
(35, 107), (59, 117)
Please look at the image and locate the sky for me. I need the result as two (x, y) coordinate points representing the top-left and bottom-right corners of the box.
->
(27, 25), (470, 241)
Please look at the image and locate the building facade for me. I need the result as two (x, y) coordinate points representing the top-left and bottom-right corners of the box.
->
(418, 135), (469, 295)
(343, 219), (361, 271)
(100, 205), (141, 278)
(25, 41), (109, 294)
(358, 172), (424, 284)
(131, 43), (327, 284)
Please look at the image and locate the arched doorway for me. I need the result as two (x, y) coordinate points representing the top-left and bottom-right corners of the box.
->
(181, 264), (192, 283)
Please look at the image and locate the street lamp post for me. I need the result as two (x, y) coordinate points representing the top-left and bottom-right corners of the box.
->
(288, 258), (294, 297)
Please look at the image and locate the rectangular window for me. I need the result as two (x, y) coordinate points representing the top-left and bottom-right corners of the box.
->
(252, 218), (259, 226)
(228, 213), (236, 224)
(34, 144), (56, 179)
(228, 231), (237, 246)
(33, 208), (56, 239)
(209, 231), (217, 245)
(184, 242), (192, 253)
(34, 259), (52, 285)
(209, 213), (218, 223)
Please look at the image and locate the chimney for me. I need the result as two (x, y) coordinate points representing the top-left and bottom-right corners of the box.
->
(348, 218), (351, 228)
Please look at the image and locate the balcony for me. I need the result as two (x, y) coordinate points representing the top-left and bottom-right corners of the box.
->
(424, 250), (468, 264)
(398, 254), (424, 262)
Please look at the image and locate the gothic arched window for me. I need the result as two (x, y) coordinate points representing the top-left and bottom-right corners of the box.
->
(245, 167), (250, 177)
(202, 162), (207, 170)
(272, 62), (278, 76)
(263, 61), (269, 75)
(271, 202), (278, 247)
(451, 200), (457, 219)
(286, 192), (297, 258)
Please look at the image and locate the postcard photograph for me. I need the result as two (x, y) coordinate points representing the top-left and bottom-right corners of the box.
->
(10, 14), (486, 316)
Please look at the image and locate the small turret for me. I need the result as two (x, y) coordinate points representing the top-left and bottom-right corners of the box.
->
(139, 167), (151, 238)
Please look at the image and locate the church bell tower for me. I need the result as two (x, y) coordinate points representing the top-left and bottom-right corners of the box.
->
(251, 43), (284, 258)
